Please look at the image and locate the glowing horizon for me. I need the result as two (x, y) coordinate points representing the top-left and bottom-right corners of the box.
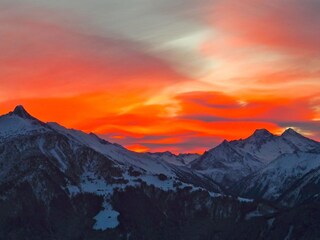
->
(1, 0), (319, 153)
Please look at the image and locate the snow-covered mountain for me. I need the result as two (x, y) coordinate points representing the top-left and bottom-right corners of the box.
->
(0, 105), (221, 191)
(145, 151), (200, 166)
(0, 105), (48, 138)
(234, 152), (320, 204)
(0, 106), (234, 238)
(1, 105), (320, 239)
(190, 128), (320, 187)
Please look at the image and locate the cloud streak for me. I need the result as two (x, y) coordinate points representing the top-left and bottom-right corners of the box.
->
(0, 0), (319, 153)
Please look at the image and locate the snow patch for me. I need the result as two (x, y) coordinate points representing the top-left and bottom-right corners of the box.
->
(93, 201), (119, 231)
(237, 197), (254, 203)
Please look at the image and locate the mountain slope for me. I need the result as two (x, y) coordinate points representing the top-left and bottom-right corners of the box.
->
(190, 139), (263, 186)
(190, 128), (320, 186)
(46, 121), (221, 192)
(234, 152), (320, 204)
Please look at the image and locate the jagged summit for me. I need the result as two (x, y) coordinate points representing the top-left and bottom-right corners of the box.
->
(221, 139), (229, 145)
(10, 105), (35, 120)
(0, 105), (48, 138)
(251, 128), (273, 138)
(245, 128), (274, 144)
(191, 126), (320, 186)
(281, 127), (300, 137)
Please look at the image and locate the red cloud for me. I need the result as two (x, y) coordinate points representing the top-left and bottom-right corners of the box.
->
(211, 0), (320, 55)
(1, 1), (319, 153)
(0, 6), (188, 100)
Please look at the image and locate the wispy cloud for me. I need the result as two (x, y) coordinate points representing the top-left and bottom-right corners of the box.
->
(1, 0), (319, 152)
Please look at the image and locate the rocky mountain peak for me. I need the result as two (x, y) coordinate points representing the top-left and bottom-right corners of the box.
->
(251, 128), (273, 138)
(11, 105), (35, 119)
(281, 128), (300, 137)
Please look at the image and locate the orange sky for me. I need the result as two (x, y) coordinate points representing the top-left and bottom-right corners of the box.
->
(0, 0), (319, 153)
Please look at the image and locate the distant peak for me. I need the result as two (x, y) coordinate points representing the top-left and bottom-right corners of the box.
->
(11, 105), (34, 119)
(151, 151), (175, 156)
(246, 129), (274, 142)
(252, 128), (273, 137)
(281, 128), (300, 137)
(222, 139), (229, 144)
(216, 139), (230, 148)
(163, 151), (174, 155)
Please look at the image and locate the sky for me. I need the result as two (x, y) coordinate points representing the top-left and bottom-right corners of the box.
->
(0, 0), (319, 153)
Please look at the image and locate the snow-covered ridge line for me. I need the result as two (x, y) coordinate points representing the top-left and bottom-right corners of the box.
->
(190, 127), (320, 187)
(1, 105), (320, 209)
(0, 105), (222, 191)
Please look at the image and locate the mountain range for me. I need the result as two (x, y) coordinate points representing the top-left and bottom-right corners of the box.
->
(1, 105), (320, 240)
